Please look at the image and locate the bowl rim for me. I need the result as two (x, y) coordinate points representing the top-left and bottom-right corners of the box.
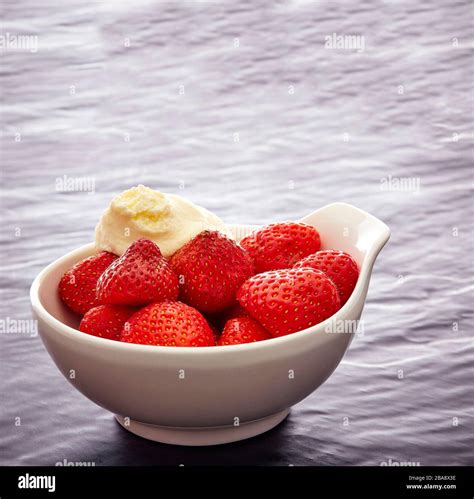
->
(30, 203), (390, 355)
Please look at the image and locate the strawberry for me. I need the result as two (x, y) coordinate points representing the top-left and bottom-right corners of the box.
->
(170, 230), (254, 313)
(220, 303), (250, 322)
(209, 303), (250, 330)
(240, 222), (321, 273)
(121, 301), (215, 347)
(294, 250), (359, 305)
(208, 320), (222, 344)
(59, 251), (118, 315)
(218, 317), (271, 346)
(237, 267), (340, 337)
(200, 311), (222, 342)
(97, 239), (179, 307)
(79, 304), (136, 341)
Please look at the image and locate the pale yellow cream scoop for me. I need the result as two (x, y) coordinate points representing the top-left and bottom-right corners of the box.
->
(95, 185), (233, 257)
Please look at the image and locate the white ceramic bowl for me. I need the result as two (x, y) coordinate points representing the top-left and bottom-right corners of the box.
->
(30, 203), (390, 446)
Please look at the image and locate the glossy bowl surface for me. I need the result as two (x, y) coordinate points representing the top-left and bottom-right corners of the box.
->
(30, 203), (390, 445)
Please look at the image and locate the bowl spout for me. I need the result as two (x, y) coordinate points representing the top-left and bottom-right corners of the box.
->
(299, 202), (390, 320)
(300, 202), (390, 270)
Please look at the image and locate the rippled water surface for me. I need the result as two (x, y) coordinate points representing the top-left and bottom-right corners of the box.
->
(1, 0), (473, 465)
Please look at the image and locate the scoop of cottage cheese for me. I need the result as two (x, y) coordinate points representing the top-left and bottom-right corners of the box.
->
(95, 185), (233, 257)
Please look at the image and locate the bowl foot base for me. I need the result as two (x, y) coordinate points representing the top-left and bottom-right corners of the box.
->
(115, 409), (290, 446)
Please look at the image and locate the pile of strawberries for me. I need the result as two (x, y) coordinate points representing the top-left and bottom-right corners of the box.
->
(58, 223), (359, 347)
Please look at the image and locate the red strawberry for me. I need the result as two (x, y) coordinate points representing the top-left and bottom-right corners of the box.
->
(240, 222), (321, 273)
(208, 320), (222, 344)
(170, 230), (254, 313)
(97, 239), (179, 307)
(220, 303), (250, 323)
(209, 303), (250, 330)
(121, 301), (215, 347)
(294, 250), (359, 305)
(59, 251), (118, 315)
(218, 317), (271, 346)
(79, 304), (136, 341)
(237, 267), (340, 337)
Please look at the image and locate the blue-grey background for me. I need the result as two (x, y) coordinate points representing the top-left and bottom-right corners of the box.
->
(1, 0), (473, 465)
